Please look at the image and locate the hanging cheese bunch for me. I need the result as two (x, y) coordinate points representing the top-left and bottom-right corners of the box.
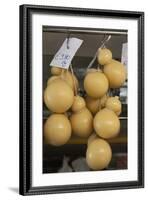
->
(86, 138), (112, 170)
(103, 59), (127, 88)
(70, 106), (93, 138)
(97, 48), (112, 65)
(105, 96), (122, 116)
(84, 70), (109, 98)
(43, 35), (127, 171)
(44, 114), (71, 146)
(94, 108), (120, 139)
(44, 78), (74, 113)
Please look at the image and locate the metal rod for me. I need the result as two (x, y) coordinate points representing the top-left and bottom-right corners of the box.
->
(87, 51), (98, 69)
(87, 35), (112, 69)
(100, 35), (112, 48)
(43, 26), (127, 35)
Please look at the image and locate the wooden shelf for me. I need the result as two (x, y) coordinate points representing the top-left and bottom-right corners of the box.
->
(67, 135), (127, 145)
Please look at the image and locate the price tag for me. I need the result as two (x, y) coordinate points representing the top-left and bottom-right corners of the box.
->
(50, 38), (83, 69)
(121, 43), (128, 68)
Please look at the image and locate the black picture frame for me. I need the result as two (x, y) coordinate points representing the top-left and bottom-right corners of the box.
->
(19, 4), (144, 196)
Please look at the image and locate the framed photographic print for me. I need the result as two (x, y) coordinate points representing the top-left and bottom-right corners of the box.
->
(19, 4), (144, 195)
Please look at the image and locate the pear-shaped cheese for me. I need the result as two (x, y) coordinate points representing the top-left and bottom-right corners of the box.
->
(85, 96), (100, 114)
(71, 96), (86, 112)
(44, 114), (71, 146)
(105, 96), (122, 116)
(70, 108), (93, 138)
(44, 79), (74, 113)
(84, 71), (109, 98)
(97, 48), (112, 65)
(86, 138), (112, 170)
(94, 108), (120, 139)
(103, 59), (126, 88)
(100, 94), (108, 108)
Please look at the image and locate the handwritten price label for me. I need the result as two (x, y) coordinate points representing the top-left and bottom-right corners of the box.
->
(50, 38), (83, 69)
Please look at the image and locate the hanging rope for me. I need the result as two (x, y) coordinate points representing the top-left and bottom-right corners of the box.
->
(70, 64), (77, 96)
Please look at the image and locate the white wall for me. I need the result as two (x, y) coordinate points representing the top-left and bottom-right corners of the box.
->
(0, 0), (147, 199)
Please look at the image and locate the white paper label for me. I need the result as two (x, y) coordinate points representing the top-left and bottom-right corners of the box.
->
(121, 43), (128, 68)
(50, 38), (83, 69)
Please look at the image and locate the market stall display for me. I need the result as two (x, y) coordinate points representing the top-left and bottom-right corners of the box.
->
(43, 31), (127, 172)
